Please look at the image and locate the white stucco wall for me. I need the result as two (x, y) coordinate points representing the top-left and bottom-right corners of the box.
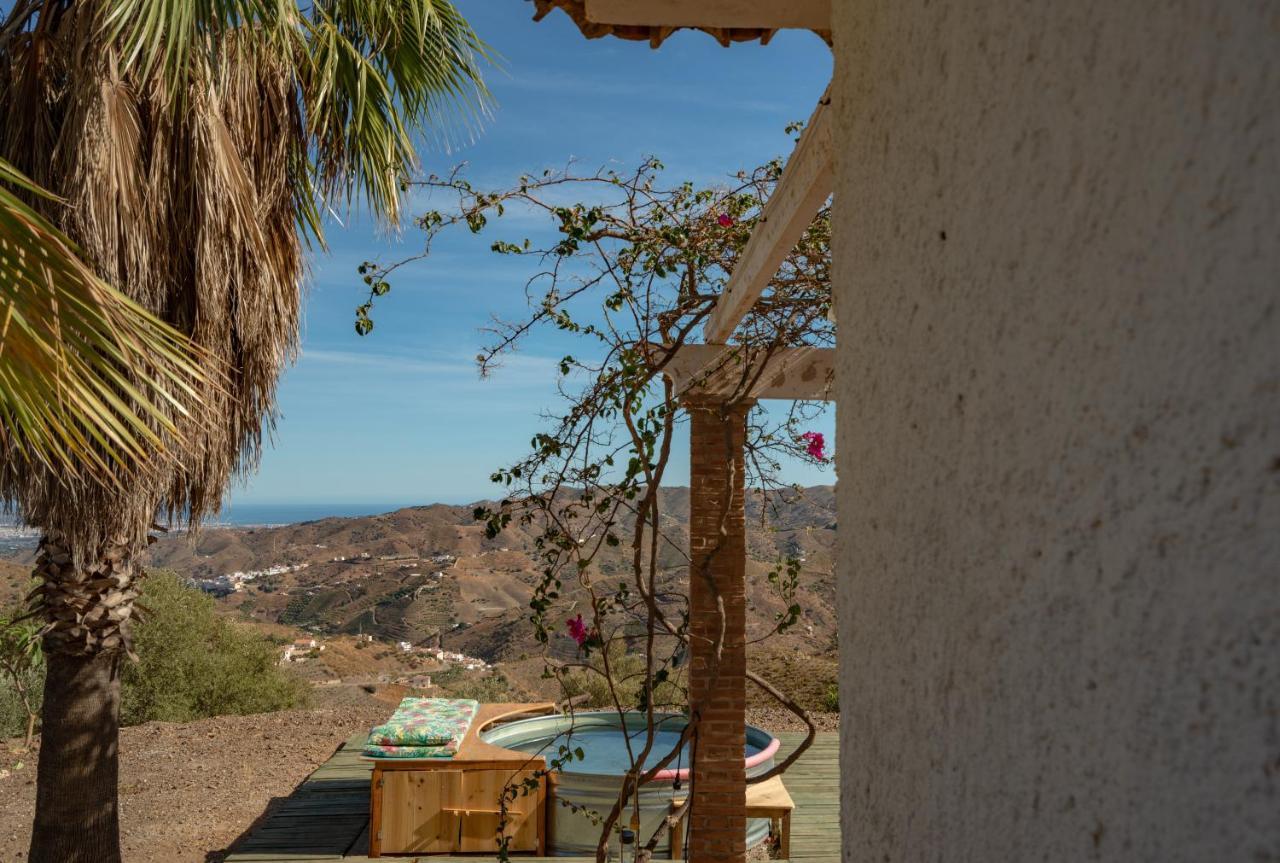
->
(831, 2), (1278, 860)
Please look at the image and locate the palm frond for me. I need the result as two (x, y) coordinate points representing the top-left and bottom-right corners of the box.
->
(95, 0), (490, 233)
(301, 0), (492, 228)
(101, 0), (300, 88)
(0, 158), (210, 487)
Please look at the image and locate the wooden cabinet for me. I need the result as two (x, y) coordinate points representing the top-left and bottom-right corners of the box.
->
(365, 702), (557, 858)
(378, 769), (460, 854)
(372, 766), (545, 856)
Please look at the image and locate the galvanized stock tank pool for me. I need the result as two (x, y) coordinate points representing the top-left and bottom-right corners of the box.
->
(479, 711), (780, 857)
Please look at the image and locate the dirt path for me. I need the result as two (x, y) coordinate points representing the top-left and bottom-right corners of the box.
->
(0, 706), (385, 863)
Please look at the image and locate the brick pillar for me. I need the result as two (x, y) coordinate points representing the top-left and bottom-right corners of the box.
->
(685, 397), (753, 863)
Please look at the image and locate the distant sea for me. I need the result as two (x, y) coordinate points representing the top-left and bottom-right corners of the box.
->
(0, 502), (437, 548)
(203, 502), (425, 527)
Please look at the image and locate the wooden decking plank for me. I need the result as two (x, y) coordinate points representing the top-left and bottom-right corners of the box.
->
(233, 844), (350, 856)
(232, 839), (348, 845)
(229, 844), (346, 855)
(225, 851), (345, 859)
(322, 754), (367, 763)
(312, 763), (367, 774)
(236, 837), (354, 847)
(253, 813), (368, 827)
(285, 792), (366, 805)
(272, 797), (367, 812)
(298, 778), (371, 790)
(266, 806), (366, 820)
(345, 822), (371, 857)
(329, 858), (599, 863)
(244, 812), (365, 827)
(340, 730), (369, 750)
(306, 768), (374, 781)
(253, 809), (366, 819)
(771, 731), (841, 863)
(246, 820), (364, 835)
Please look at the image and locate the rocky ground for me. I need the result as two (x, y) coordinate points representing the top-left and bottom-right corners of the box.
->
(0, 706), (386, 863)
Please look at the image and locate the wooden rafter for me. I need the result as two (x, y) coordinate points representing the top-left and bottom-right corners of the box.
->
(704, 86), (834, 343)
(660, 345), (835, 402)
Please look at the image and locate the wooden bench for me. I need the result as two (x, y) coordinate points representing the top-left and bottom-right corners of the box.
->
(669, 775), (795, 860)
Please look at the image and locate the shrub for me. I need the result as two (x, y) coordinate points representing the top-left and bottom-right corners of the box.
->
(1, 571), (310, 737)
(822, 683), (838, 712)
(0, 680), (39, 740)
(560, 644), (684, 711)
(441, 671), (513, 702)
(0, 611), (43, 743)
(118, 571), (310, 725)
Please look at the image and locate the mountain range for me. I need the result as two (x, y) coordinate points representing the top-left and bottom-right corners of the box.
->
(1, 486), (838, 666)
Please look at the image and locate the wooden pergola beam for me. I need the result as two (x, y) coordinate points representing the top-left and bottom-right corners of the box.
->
(584, 0), (831, 31)
(661, 345), (835, 402)
(703, 86), (834, 344)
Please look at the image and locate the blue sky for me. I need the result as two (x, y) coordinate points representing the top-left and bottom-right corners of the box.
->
(230, 2), (834, 508)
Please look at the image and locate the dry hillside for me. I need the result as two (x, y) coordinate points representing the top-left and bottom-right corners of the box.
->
(1, 487), (838, 681)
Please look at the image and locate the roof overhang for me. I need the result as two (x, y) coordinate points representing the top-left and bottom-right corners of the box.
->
(531, 0), (831, 48)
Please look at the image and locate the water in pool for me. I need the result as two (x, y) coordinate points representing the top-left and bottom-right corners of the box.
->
(501, 720), (764, 775)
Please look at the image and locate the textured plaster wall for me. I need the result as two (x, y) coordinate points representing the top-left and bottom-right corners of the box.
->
(831, 2), (1279, 860)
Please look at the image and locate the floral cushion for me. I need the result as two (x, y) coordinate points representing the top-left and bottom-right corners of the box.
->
(363, 698), (479, 757)
(362, 741), (460, 759)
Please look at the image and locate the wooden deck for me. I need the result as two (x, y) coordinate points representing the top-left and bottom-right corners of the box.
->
(223, 730), (840, 863)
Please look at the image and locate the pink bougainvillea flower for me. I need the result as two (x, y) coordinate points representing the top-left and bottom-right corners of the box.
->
(567, 614), (588, 646)
(717, 213), (733, 227)
(800, 431), (826, 460)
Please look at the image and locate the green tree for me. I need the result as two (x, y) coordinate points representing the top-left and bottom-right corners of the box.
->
(0, 4), (488, 860)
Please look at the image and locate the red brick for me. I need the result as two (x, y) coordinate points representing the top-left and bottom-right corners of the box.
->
(683, 397), (753, 863)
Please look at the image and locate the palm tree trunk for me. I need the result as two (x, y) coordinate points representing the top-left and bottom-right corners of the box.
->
(29, 646), (122, 863)
(27, 532), (138, 863)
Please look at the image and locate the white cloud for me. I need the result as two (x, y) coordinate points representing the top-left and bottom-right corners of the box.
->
(299, 347), (561, 387)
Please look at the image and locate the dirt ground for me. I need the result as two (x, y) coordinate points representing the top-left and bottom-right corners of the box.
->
(0, 706), (386, 863)
(746, 706), (840, 734)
